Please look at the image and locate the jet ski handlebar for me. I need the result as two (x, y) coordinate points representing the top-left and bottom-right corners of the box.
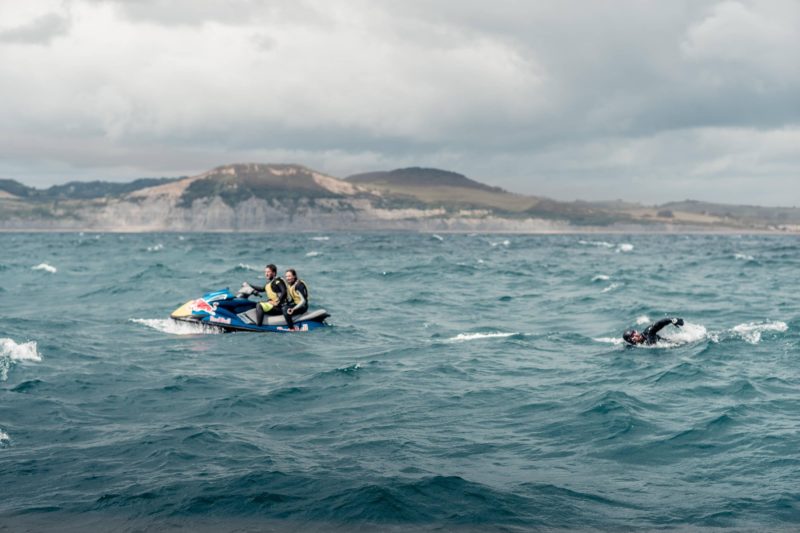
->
(235, 282), (258, 299)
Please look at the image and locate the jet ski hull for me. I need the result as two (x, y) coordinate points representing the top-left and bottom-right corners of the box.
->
(170, 289), (329, 333)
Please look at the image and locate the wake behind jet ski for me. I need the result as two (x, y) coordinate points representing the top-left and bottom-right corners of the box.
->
(170, 286), (330, 332)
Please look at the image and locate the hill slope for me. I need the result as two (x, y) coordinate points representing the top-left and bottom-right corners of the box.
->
(2, 163), (798, 232)
(0, 177), (178, 200)
(172, 163), (362, 207)
(347, 167), (504, 193)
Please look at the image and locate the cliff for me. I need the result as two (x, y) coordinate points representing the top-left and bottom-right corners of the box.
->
(1, 163), (798, 232)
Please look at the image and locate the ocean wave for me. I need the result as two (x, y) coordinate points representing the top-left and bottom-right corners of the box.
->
(579, 240), (614, 248)
(601, 282), (621, 293)
(305, 251), (321, 257)
(431, 234), (444, 241)
(731, 321), (787, 344)
(636, 315), (651, 325)
(448, 332), (517, 342)
(581, 390), (650, 420)
(654, 323), (708, 347)
(594, 336), (625, 345)
(146, 243), (164, 252)
(32, 263), (57, 273)
(310, 236), (329, 241)
(649, 361), (705, 384)
(310, 363), (364, 382)
(616, 243), (634, 253)
(0, 429), (9, 447)
(1, 338), (42, 362)
(11, 379), (44, 393)
(591, 274), (610, 282)
(229, 263), (258, 272)
(0, 338), (42, 382)
(129, 263), (178, 282)
(130, 318), (222, 335)
(734, 253), (755, 261)
(491, 239), (511, 247)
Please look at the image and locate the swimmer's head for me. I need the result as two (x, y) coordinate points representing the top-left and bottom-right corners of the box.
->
(623, 329), (644, 345)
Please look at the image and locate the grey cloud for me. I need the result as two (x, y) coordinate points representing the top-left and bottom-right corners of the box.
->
(1, 1), (799, 206)
(385, 1), (800, 136)
(0, 13), (70, 44)
(103, 0), (329, 28)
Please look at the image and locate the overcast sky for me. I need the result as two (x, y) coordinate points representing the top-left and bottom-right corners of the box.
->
(1, 0), (798, 205)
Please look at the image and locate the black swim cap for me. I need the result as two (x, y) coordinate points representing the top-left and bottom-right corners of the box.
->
(622, 330), (637, 345)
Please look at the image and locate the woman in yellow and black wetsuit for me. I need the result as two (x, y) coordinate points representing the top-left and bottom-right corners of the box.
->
(282, 268), (309, 330)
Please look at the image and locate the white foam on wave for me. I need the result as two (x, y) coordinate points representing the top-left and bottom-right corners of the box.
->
(636, 315), (651, 325)
(1, 338), (42, 382)
(656, 323), (708, 347)
(732, 321), (787, 344)
(579, 240), (614, 248)
(601, 282), (621, 293)
(306, 251), (321, 257)
(617, 243), (634, 253)
(130, 318), (221, 335)
(591, 274), (610, 282)
(147, 243), (164, 252)
(0, 338), (42, 362)
(238, 263), (258, 271)
(594, 336), (625, 345)
(32, 263), (57, 273)
(734, 253), (755, 261)
(491, 239), (511, 247)
(0, 429), (9, 445)
(310, 236), (329, 241)
(596, 322), (708, 348)
(431, 234), (444, 241)
(448, 332), (516, 342)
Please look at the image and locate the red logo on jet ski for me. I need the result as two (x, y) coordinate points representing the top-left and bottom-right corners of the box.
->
(191, 299), (214, 313)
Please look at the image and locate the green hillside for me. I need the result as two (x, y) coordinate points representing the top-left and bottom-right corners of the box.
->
(0, 177), (178, 200)
(0, 179), (33, 197)
(658, 200), (800, 224)
(178, 164), (349, 207)
(2, 163), (798, 231)
(347, 167), (505, 193)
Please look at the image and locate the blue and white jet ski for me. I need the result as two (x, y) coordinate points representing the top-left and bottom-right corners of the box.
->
(170, 286), (330, 332)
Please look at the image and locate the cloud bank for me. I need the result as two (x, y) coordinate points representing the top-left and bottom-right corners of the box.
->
(0, 0), (798, 205)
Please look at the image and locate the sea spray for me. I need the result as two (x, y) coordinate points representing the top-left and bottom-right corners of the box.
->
(32, 263), (57, 273)
(732, 321), (788, 344)
(130, 318), (222, 335)
(448, 332), (517, 342)
(0, 338), (42, 381)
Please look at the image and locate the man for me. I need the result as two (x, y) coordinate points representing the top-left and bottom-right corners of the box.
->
(282, 268), (309, 331)
(623, 317), (684, 346)
(246, 264), (287, 326)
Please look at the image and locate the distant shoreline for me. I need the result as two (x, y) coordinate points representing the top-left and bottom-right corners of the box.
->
(1, 226), (797, 235)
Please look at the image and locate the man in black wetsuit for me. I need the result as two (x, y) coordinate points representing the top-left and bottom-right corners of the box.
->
(246, 264), (287, 326)
(623, 317), (684, 345)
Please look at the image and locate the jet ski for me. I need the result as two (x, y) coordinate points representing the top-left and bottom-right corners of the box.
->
(170, 286), (330, 332)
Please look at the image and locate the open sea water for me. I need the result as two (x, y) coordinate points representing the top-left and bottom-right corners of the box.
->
(0, 232), (798, 532)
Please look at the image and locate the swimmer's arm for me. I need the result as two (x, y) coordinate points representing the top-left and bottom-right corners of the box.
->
(645, 318), (677, 343)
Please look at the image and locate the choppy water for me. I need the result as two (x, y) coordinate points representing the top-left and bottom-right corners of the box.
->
(1, 232), (798, 531)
